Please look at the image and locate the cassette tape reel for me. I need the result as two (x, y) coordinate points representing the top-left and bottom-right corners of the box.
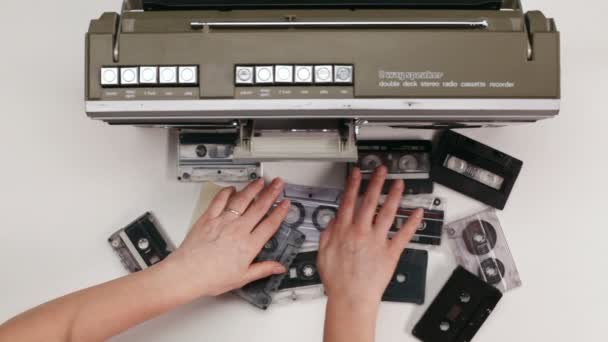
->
(108, 212), (174, 273)
(178, 129), (261, 182)
(234, 224), (306, 310)
(273, 249), (325, 304)
(382, 248), (428, 304)
(412, 266), (503, 342)
(382, 195), (446, 246)
(353, 140), (433, 195)
(431, 130), (523, 210)
(277, 184), (342, 246)
(445, 208), (522, 292)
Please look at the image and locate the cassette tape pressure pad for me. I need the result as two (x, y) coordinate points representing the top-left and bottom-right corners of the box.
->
(85, 0), (560, 164)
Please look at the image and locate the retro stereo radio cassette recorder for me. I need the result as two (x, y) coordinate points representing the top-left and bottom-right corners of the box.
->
(85, 0), (560, 168)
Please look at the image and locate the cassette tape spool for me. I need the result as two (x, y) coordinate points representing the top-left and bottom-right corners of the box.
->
(178, 130), (261, 182)
(277, 184), (342, 246)
(445, 208), (522, 292)
(382, 248), (428, 304)
(353, 140), (433, 195)
(108, 212), (174, 273)
(382, 195), (446, 246)
(273, 249), (325, 304)
(412, 266), (503, 342)
(234, 224), (306, 310)
(431, 130), (523, 210)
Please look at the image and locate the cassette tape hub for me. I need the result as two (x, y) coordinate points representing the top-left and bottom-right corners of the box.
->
(273, 249), (325, 304)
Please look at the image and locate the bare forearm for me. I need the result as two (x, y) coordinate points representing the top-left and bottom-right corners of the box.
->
(324, 297), (379, 342)
(0, 261), (194, 342)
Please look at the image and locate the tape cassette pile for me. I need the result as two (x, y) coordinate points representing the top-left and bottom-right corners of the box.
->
(354, 140), (433, 195)
(178, 129), (261, 182)
(383, 195), (446, 246)
(234, 224), (306, 310)
(277, 184), (342, 247)
(108, 212), (175, 273)
(445, 208), (522, 292)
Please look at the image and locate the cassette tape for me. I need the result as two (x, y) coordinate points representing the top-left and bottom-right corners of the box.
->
(412, 266), (503, 342)
(273, 249), (325, 304)
(277, 184), (342, 246)
(431, 130), (523, 210)
(178, 130), (261, 182)
(445, 208), (522, 292)
(353, 140), (433, 195)
(108, 212), (174, 273)
(382, 248), (428, 304)
(384, 195), (446, 246)
(234, 224), (306, 310)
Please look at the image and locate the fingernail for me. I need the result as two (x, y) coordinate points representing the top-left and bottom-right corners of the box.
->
(376, 165), (387, 175)
(280, 199), (290, 208)
(394, 179), (404, 189)
(274, 265), (286, 274)
(414, 208), (424, 218)
(272, 178), (284, 190)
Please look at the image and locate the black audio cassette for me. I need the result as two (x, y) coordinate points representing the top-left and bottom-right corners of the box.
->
(431, 130), (523, 210)
(385, 195), (446, 246)
(412, 266), (503, 342)
(108, 212), (175, 273)
(353, 140), (433, 195)
(178, 129), (261, 182)
(382, 248), (428, 304)
(273, 249), (325, 303)
(445, 208), (521, 292)
(234, 224), (306, 310)
(276, 184), (342, 247)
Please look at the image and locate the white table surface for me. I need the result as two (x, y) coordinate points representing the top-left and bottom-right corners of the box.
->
(1, 0), (607, 341)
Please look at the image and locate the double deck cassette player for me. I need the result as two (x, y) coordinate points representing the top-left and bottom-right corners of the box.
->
(85, 0), (559, 164)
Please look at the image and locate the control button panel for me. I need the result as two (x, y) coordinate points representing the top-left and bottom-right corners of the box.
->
(235, 64), (353, 86)
(100, 65), (198, 88)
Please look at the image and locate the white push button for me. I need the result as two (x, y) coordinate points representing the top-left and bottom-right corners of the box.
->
(179, 66), (198, 84)
(274, 65), (293, 83)
(100, 67), (119, 86)
(334, 65), (353, 84)
(255, 66), (274, 84)
(120, 67), (139, 86)
(159, 66), (178, 84)
(235, 66), (254, 84)
(314, 65), (333, 84)
(139, 66), (158, 84)
(294, 66), (313, 83)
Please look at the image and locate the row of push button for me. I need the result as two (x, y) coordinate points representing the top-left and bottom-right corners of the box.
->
(235, 65), (353, 85)
(100, 66), (198, 87)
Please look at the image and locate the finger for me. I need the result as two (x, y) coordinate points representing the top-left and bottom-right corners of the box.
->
(240, 178), (285, 230)
(223, 178), (265, 219)
(241, 261), (286, 286)
(374, 180), (404, 233)
(354, 166), (388, 227)
(390, 208), (423, 256)
(201, 186), (236, 220)
(336, 168), (362, 225)
(251, 199), (290, 247)
(319, 224), (332, 250)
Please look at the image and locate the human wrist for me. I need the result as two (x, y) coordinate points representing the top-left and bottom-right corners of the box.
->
(146, 257), (211, 305)
(326, 293), (381, 319)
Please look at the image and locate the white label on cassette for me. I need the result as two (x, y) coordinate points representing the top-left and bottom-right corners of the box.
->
(444, 155), (504, 190)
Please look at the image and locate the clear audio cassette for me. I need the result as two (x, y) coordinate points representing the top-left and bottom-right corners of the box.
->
(273, 249), (325, 304)
(445, 208), (522, 292)
(234, 224), (306, 310)
(382, 248), (428, 304)
(412, 266), (503, 342)
(382, 195), (446, 246)
(431, 130), (523, 210)
(276, 184), (342, 247)
(178, 129), (261, 182)
(108, 212), (174, 273)
(353, 140), (433, 195)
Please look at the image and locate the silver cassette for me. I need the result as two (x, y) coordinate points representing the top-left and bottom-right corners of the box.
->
(273, 248), (325, 304)
(177, 129), (262, 182)
(234, 224), (305, 310)
(277, 184), (342, 247)
(445, 208), (522, 292)
(382, 195), (446, 246)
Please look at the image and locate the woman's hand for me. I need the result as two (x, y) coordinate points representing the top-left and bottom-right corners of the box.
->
(160, 178), (291, 300)
(319, 166), (423, 342)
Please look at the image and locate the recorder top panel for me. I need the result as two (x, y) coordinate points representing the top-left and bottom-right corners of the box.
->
(85, 0), (560, 126)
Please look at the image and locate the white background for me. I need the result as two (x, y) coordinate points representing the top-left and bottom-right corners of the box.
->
(0, 0), (607, 341)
